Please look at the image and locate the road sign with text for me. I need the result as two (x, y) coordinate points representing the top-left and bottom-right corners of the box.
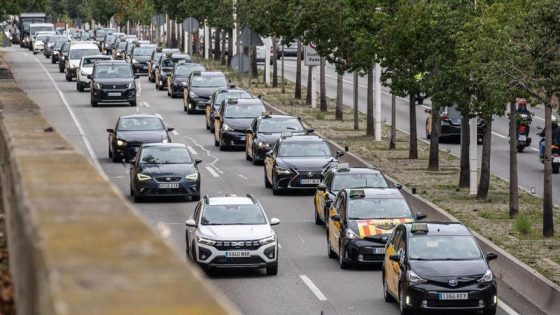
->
(304, 43), (320, 66)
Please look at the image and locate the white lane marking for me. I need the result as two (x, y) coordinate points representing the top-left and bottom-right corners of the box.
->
(135, 107), (139, 113)
(184, 136), (224, 174)
(137, 79), (142, 96)
(172, 130), (179, 136)
(156, 222), (171, 239)
(299, 275), (327, 301)
(533, 115), (544, 121)
(34, 57), (101, 170)
(230, 194), (237, 197)
(531, 148), (539, 152)
(498, 299), (519, 315)
(140, 101), (150, 107)
(239, 174), (248, 180)
(492, 131), (507, 139)
(187, 145), (198, 155)
(21, 52), (28, 56)
(205, 166), (219, 177)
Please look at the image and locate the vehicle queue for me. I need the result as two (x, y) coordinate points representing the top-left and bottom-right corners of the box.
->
(23, 23), (500, 315)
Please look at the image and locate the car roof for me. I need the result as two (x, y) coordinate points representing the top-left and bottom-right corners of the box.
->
(343, 187), (404, 199)
(330, 167), (382, 175)
(95, 60), (129, 65)
(206, 196), (256, 206)
(231, 99), (264, 106)
(70, 43), (98, 49)
(119, 114), (161, 119)
(141, 143), (186, 149)
(404, 222), (471, 236)
(199, 71), (225, 77)
(259, 114), (297, 120)
(83, 55), (111, 59)
(280, 135), (325, 143)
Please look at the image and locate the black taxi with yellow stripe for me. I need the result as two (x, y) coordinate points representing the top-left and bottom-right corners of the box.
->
(314, 165), (391, 226)
(326, 188), (425, 269)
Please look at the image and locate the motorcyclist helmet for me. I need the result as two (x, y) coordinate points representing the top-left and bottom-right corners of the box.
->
(516, 98), (528, 110)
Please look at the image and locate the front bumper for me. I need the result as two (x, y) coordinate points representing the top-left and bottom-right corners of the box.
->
(134, 177), (200, 198)
(343, 238), (387, 264)
(404, 281), (497, 311)
(195, 241), (277, 269)
(33, 45), (44, 52)
(274, 169), (324, 190)
(132, 63), (149, 74)
(222, 131), (246, 148)
(92, 88), (136, 103)
(188, 97), (211, 112)
(171, 83), (184, 96)
(67, 67), (77, 77)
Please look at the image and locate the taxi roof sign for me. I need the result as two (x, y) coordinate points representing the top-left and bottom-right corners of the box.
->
(337, 163), (349, 169)
(281, 131), (292, 138)
(349, 189), (366, 199)
(227, 98), (238, 104)
(411, 223), (429, 234)
(192, 70), (202, 76)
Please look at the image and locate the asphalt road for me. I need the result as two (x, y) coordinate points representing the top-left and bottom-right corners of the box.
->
(272, 57), (558, 205)
(3, 47), (517, 315)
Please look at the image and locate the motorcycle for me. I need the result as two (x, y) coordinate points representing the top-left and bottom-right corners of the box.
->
(516, 113), (532, 152)
(538, 127), (560, 174)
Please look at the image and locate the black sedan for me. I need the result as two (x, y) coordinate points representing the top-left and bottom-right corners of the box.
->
(129, 44), (157, 75)
(155, 53), (191, 90)
(263, 135), (344, 194)
(206, 88), (254, 132)
(89, 60), (138, 107)
(129, 143), (202, 202)
(246, 113), (310, 164)
(167, 63), (206, 98)
(184, 71), (229, 114)
(214, 98), (266, 151)
(106, 114), (174, 162)
(383, 222), (498, 315)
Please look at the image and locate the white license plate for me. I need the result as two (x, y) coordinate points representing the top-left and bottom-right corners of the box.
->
(519, 135), (527, 141)
(240, 136), (246, 141)
(373, 247), (385, 254)
(158, 183), (179, 189)
(225, 251), (251, 258)
(554, 157), (560, 163)
(439, 293), (468, 300)
(301, 179), (321, 185)
(108, 92), (121, 96)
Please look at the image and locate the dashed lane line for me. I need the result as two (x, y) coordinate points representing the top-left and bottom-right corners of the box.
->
(238, 174), (248, 180)
(299, 275), (327, 301)
(499, 300), (520, 315)
(187, 145), (198, 155)
(492, 131), (508, 139)
(205, 166), (219, 177)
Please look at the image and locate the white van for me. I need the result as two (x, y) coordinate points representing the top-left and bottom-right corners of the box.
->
(28, 23), (54, 51)
(65, 42), (100, 81)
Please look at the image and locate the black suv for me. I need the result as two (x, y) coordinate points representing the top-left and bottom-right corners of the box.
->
(167, 63), (206, 98)
(184, 71), (229, 113)
(213, 98), (266, 151)
(129, 44), (157, 74)
(89, 60), (138, 107)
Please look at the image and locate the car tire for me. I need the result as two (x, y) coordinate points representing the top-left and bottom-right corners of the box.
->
(33, 51), (36, 55)
(191, 195), (201, 201)
(130, 100), (137, 107)
(159, 82), (164, 91)
(65, 72), (71, 81)
(426, 123), (431, 139)
(339, 244), (351, 269)
(246, 146), (252, 161)
(91, 100), (98, 107)
(315, 208), (322, 225)
(219, 138), (227, 151)
(78, 82), (84, 92)
(383, 273), (395, 302)
(399, 285), (413, 315)
(59, 66), (64, 73)
(327, 231), (336, 258)
(51, 58), (55, 64)
(133, 194), (142, 203)
(483, 308), (497, 315)
(252, 147), (261, 165)
(264, 168), (272, 188)
(266, 262), (278, 276)
(112, 152), (120, 163)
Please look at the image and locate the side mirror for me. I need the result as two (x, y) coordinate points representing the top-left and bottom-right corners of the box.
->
(185, 219), (197, 227)
(336, 150), (344, 158)
(424, 108), (432, 114)
(87, 74), (92, 79)
(330, 214), (341, 222)
(134, 75), (140, 79)
(416, 213), (427, 221)
(229, 84), (236, 88)
(306, 128), (315, 134)
(317, 183), (327, 192)
(394, 183), (403, 189)
(246, 129), (253, 134)
(389, 254), (400, 262)
(269, 218), (280, 226)
(167, 127), (175, 132)
(106, 128), (114, 133)
(486, 252), (498, 261)
(194, 159), (202, 165)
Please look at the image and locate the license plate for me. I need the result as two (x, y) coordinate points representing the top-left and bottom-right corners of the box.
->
(225, 251), (251, 258)
(240, 136), (246, 141)
(301, 179), (321, 185)
(554, 157), (560, 163)
(519, 135), (526, 141)
(373, 247), (385, 254)
(439, 293), (468, 300)
(158, 183), (179, 189)
(108, 92), (121, 96)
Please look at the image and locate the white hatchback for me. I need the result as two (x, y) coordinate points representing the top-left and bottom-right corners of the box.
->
(76, 55), (112, 92)
(185, 195), (280, 275)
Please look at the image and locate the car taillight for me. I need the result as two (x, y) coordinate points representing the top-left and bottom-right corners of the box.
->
(440, 113), (448, 121)
(518, 125), (527, 133)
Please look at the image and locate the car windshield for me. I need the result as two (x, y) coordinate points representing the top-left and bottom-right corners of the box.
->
(176, 65), (206, 77)
(118, 42), (127, 49)
(214, 90), (252, 106)
(94, 65), (133, 78)
(62, 43), (70, 52)
(126, 44), (134, 53)
(191, 75), (227, 87)
(118, 117), (164, 131)
(278, 142), (331, 157)
(70, 49), (100, 60)
(408, 235), (482, 260)
(348, 198), (413, 220)
(54, 40), (66, 49)
(133, 47), (155, 56)
(105, 35), (115, 42)
(152, 52), (163, 62)
(140, 147), (192, 164)
(259, 118), (305, 133)
(81, 32), (92, 40)
(161, 57), (189, 67)
(201, 204), (267, 225)
(224, 104), (266, 119)
(82, 57), (110, 67)
(332, 173), (388, 191)
(36, 35), (48, 41)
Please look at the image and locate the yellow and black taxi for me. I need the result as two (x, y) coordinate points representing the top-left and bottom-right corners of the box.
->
(214, 98), (267, 150)
(246, 113), (310, 165)
(185, 71), (230, 114)
(167, 63), (206, 98)
(264, 135), (344, 194)
(206, 88), (254, 132)
(314, 166), (391, 225)
(326, 188), (423, 269)
(382, 222), (498, 315)
(155, 53), (191, 91)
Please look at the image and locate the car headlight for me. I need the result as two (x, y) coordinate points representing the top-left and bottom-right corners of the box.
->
(189, 91), (197, 98)
(53, 51), (59, 55)
(407, 270), (428, 284)
(185, 171), (199, 180)
(137, 173), (151, 181)
(117, 52), (121, 56)
(259, 234), (276, 245)
(116, 139), (126, 146)
(127, 82), (135, 89)
(197, 235), (216, 246)
(132, 58), (138, 64)
(70, 64), (76, 69)
(275, 166), (292, 175)
(258, 142), (269, 148)
(222, 123), (233, 131)
(182, 82), (188, 87)
(94, 82), (102, 89)
(478, 269), (494, 283)
(345, 229), (361, 239)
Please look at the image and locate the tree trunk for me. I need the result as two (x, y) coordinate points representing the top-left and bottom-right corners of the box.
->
(295, 40), (302, 99)
(221, 30), (226, 65)
(428, 108), (440, 171)
(409, 94), (418, 159)
(306, 66), (312, 105)
(214, 29), (220, 60)
(353, 72), (359, 130)
(335, 72), (343, 121)
(509, 100), (518, 217)
(251, 45), (258, 78)
(320, 57), (327, 112)
(272, 37), (278, 88)
(477, 115), (492, 200)
(390, 94), (396, 149)
(281, 45), (285, 93)
(543, 101), (554, 237)
(459, 115), (470, 187)
(227, 29), (233, 66)
(366, 67), (374, 136)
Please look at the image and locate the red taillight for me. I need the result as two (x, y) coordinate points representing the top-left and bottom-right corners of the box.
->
(440, 113), (448, 120)
(518, 125), (527, 133)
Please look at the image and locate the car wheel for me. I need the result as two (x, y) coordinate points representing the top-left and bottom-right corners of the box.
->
(383, 272), (395, 302)
(59, 66), (64, 73)
(264, 168), (272, 188)
(272, 174), (282, 195)
(339, 244), (351, 269)
(91, 100), (98, 107)
(130, 184), (134, 197)
(112, 152), (120, 163)
(78, 82), (84, 92)
(130, 100), (137, 107)
(266, 262), (278, 276)
(327, 231), (336, 258)
(133, 193), (142, 203)
(399, 285), (413, 315)
(426, 123), (431, 139)
(252, 147), (261, 165)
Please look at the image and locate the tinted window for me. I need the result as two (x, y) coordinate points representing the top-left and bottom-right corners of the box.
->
(446, 106), (462, 119)
(94, 64), (133, 78)
(191, 75), (227, 87)
(201, 205), (266, 225)
(259, 118), (305, 133)
(70, 48), (100, 59)
(224, 104), (267, 118)
(118, 117), (164, 131)
(152, 52), (163, 62)
(278, 141), (331, 157)
(35, 34), (48, 41)
(54, 40), (67, 49)
(140, 147), (192, 164)
(118, 42), (127, 49)
(214, 90), (252, 106)
(31, 26), (53, 34)
(133, 47), (156, 56)
(83, 57), (110, 67)
(408, 235), (482, 260)
(332, 173), (388, 191)
(347, 198), (413, 219)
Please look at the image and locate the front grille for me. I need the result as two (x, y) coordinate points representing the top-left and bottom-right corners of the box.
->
(101, 84), (128, 89)
(214, 240), (261, 251)
(428, 276), (479, 288)
(290, 169), (323, 188)
(155, 176), (182, 182)
(211, 256), (265, 264)
(427, 299), (479, 308)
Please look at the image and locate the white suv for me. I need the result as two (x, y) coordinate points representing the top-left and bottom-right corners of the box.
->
(65, 42), (100, 81)
(76, 55), (112, 92)
(185, 194), (280, 275)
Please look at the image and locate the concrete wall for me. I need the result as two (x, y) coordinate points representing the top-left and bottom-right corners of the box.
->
(0, 54), (237, 314)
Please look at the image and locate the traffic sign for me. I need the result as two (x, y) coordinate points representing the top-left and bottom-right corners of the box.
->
(183, 17), (199, 33)
(231, 53), (251, 73)
(151, 14), (165, 27)
(304, 43), (320, 66)
(236, 26), (263, 47)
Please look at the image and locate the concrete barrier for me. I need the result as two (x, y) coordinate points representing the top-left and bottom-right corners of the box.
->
(0, 54), (237, 314)
(264, 100), (559, 314)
